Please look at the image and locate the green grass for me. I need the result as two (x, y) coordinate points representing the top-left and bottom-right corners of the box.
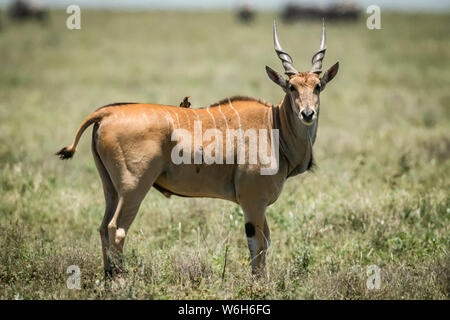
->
(0, 10), (449, 299)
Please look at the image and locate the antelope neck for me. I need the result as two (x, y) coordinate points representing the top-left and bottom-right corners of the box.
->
(271, 95), (316, 177)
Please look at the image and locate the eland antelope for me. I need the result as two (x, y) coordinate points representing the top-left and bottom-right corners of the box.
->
(56, 21), (339, 278)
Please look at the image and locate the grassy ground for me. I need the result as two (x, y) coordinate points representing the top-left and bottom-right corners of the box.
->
(0, 10), (449, 299)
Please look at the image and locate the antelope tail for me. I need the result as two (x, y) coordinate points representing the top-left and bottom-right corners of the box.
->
(55, 109), (107, 160)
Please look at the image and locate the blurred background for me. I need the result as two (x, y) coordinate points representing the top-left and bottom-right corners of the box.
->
(0, 0), (449, 299)
(1, 0), (450, 11)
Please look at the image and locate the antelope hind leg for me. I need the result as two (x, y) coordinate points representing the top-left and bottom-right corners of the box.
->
(106, 167), (161, 279)
(92, 127), (119, 278)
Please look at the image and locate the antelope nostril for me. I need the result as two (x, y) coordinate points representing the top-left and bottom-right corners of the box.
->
(301, 109), (314, 120)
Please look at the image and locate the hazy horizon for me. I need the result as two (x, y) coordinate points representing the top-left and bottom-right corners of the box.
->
(0, 0), (449, 12)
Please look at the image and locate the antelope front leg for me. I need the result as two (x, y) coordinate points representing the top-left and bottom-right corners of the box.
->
(241, 202), (271, 277)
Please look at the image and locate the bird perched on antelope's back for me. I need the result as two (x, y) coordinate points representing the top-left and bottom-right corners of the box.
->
(179, 96), (191, 108)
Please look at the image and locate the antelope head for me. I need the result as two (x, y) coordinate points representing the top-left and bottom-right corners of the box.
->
(266, 20), (339, 126)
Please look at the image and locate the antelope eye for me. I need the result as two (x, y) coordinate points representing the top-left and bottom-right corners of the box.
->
(314, 84), (321, 92)
(289, 84), (295, 92)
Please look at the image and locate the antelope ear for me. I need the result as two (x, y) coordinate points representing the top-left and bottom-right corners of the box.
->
(266, 65), (287, 90)
(320, 62), (339, 91)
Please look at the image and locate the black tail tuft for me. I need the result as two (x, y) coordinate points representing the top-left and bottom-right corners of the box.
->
(55, 146), (75, 160)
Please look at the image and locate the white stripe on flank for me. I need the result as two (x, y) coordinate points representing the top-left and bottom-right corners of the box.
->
(173, 111), (180, 129)
(228, 98), (242, 130)
(168, 110), (176, 129)
(218, 103), (231, 162)
(160, 109), (172, 128)
(206, 106), (217, 130)
(218, 104), (229, 131)
(165, 109), (176, 129)
(192, 108), (201, 124)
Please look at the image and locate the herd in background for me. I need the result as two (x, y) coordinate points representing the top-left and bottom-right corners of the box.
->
(0, 0), (357, 109)
(0, 1), (361, 28)
(237, 2), (361, 24)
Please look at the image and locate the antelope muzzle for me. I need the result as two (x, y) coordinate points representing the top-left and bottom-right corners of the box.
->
(300, 108), (316, 125)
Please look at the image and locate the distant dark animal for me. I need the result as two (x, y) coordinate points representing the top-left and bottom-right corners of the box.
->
(8, 0), (48, 22)
(282, 4), (322, 22)
(236, 5), (255, 24)
(326, 3), (360, 21)
(281, 2), (360, 23)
